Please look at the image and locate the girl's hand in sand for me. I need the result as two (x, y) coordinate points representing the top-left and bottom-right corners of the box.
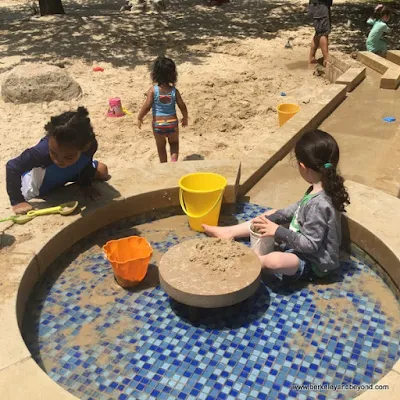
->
(12, 202), (33, 215)
(252, 215), (278, 237)
(181, 117), (188, 127)
(137, 119), (143, 129)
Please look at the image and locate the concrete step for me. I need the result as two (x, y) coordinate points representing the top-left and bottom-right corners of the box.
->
(387, 50), (400, 66)
(335, 67), (366, 92)
(358, 51), (400, 90)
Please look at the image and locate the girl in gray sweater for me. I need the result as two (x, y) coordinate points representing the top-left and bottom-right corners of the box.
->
(203, 129), (350, 280)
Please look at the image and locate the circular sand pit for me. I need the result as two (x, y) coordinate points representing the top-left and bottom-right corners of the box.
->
(159, 238), (261, 308)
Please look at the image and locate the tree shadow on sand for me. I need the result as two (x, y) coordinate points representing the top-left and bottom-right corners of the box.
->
(0, 0), (398, 73)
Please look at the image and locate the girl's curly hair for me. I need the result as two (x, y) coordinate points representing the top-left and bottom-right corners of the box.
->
(151, 56), (177, 86)
(295, 129), (350, 212)
(44, 106), (95, 150)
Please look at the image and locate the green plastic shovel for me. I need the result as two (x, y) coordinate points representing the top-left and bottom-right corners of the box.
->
(0, 201), (79, 225)
(0, 214), (33, 225)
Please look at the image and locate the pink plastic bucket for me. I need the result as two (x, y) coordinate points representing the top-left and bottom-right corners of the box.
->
(107, 97), (125, 118)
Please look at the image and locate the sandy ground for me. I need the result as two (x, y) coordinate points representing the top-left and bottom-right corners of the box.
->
(2, 0), (378, 215)
(0, 0), (399, 214)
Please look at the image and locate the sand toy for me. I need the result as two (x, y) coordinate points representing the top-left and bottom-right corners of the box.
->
(103, 236), (153, 288)
(0, 201), (78, 225)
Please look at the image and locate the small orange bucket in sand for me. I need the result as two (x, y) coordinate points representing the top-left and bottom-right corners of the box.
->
(103, 236), (153, 288)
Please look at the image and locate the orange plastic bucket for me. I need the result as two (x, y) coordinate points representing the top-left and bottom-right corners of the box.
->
(103, 236), (153, 288)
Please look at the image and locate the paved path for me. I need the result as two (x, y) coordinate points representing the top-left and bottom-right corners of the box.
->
(247, 67), (400, 208)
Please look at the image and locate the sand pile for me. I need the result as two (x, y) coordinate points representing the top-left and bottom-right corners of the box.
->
(188, 238), (246, 275)
(159, 237), (261, 300)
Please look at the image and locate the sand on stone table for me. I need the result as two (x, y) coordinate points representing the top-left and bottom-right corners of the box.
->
(159, 237), (261, 295)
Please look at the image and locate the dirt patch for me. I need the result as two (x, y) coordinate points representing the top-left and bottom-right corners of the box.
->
(42, 356), (60, 373)
(137, 216), (193, 239)
(79, 270), (96, 280)
(70, 321), (100, 347)
(314, 295), (355, 315)
(98, 353), (110, 365)
(357, 273), (400, 324)
(50, 304), (63, 315)
(288, 330), (315, 355)
(69, 317), (142, 348)
(78, 274), (122, 308)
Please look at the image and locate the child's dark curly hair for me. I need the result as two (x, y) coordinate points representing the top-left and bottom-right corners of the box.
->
(44, 106), (95, 150)
(151, 56), (177, 86)
(295, 129), (350, 212)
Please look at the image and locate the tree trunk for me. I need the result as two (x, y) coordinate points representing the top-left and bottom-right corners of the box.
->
(39, 0), (65, 16)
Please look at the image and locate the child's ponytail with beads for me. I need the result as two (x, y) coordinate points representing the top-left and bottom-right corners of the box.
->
(295, 129), (350, 212)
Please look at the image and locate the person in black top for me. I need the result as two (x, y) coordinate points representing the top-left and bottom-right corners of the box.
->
(308, 0), (333, 66)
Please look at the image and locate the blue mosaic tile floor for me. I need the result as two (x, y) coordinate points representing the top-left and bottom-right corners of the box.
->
(23, 203), (400, 400)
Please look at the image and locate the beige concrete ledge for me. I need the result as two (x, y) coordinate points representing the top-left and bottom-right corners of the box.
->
(358, 51), (394, 75)
(381, 68), (400, 90)
(387, 51), (400, 66)
(344, 181), (400, 288)
(371, 126), (400, 198)
(0, 256), (37, 370)
(0, 358), (76, 400)
(239, 84), (347, 195)
(353, 370), (400, 400)
(357, 51), (400, 90)
(336, 67), (366, 92)
(327, 53), (365, 85)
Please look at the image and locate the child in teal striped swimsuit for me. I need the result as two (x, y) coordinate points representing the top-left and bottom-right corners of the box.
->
(137, 56), (188, 163)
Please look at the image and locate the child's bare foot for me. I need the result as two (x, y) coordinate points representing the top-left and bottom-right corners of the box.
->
(202, 224), (233, 239)
(309, 58), (318, 65)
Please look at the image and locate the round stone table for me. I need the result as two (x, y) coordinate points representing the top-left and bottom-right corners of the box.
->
(159, 238), (261, 308)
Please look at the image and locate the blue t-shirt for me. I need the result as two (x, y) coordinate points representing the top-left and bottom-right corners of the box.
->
(6, 136), (98, 205)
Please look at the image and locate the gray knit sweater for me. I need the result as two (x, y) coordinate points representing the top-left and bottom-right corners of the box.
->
(267, 189), (341, 276)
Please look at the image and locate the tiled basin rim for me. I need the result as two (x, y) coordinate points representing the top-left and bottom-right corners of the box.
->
(0, 180), (397, 399)
(22, 203), (400, 400)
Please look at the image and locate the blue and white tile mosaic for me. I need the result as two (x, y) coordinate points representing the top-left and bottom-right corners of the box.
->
(23, 203), (400, 400)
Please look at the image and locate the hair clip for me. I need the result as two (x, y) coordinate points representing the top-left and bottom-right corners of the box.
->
(324, 163), (333, 169)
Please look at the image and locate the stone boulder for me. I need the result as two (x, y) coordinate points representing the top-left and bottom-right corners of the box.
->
(1, 64), (82, 104)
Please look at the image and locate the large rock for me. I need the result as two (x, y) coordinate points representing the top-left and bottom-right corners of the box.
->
(1, 64), (82, 104)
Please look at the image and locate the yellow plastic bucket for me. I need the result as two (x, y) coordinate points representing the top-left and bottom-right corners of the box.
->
(179, 172), (227, 232)
(277, 103), (300, 126)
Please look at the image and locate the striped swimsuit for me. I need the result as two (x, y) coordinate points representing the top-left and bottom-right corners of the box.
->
(152, 85), (178, 135)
